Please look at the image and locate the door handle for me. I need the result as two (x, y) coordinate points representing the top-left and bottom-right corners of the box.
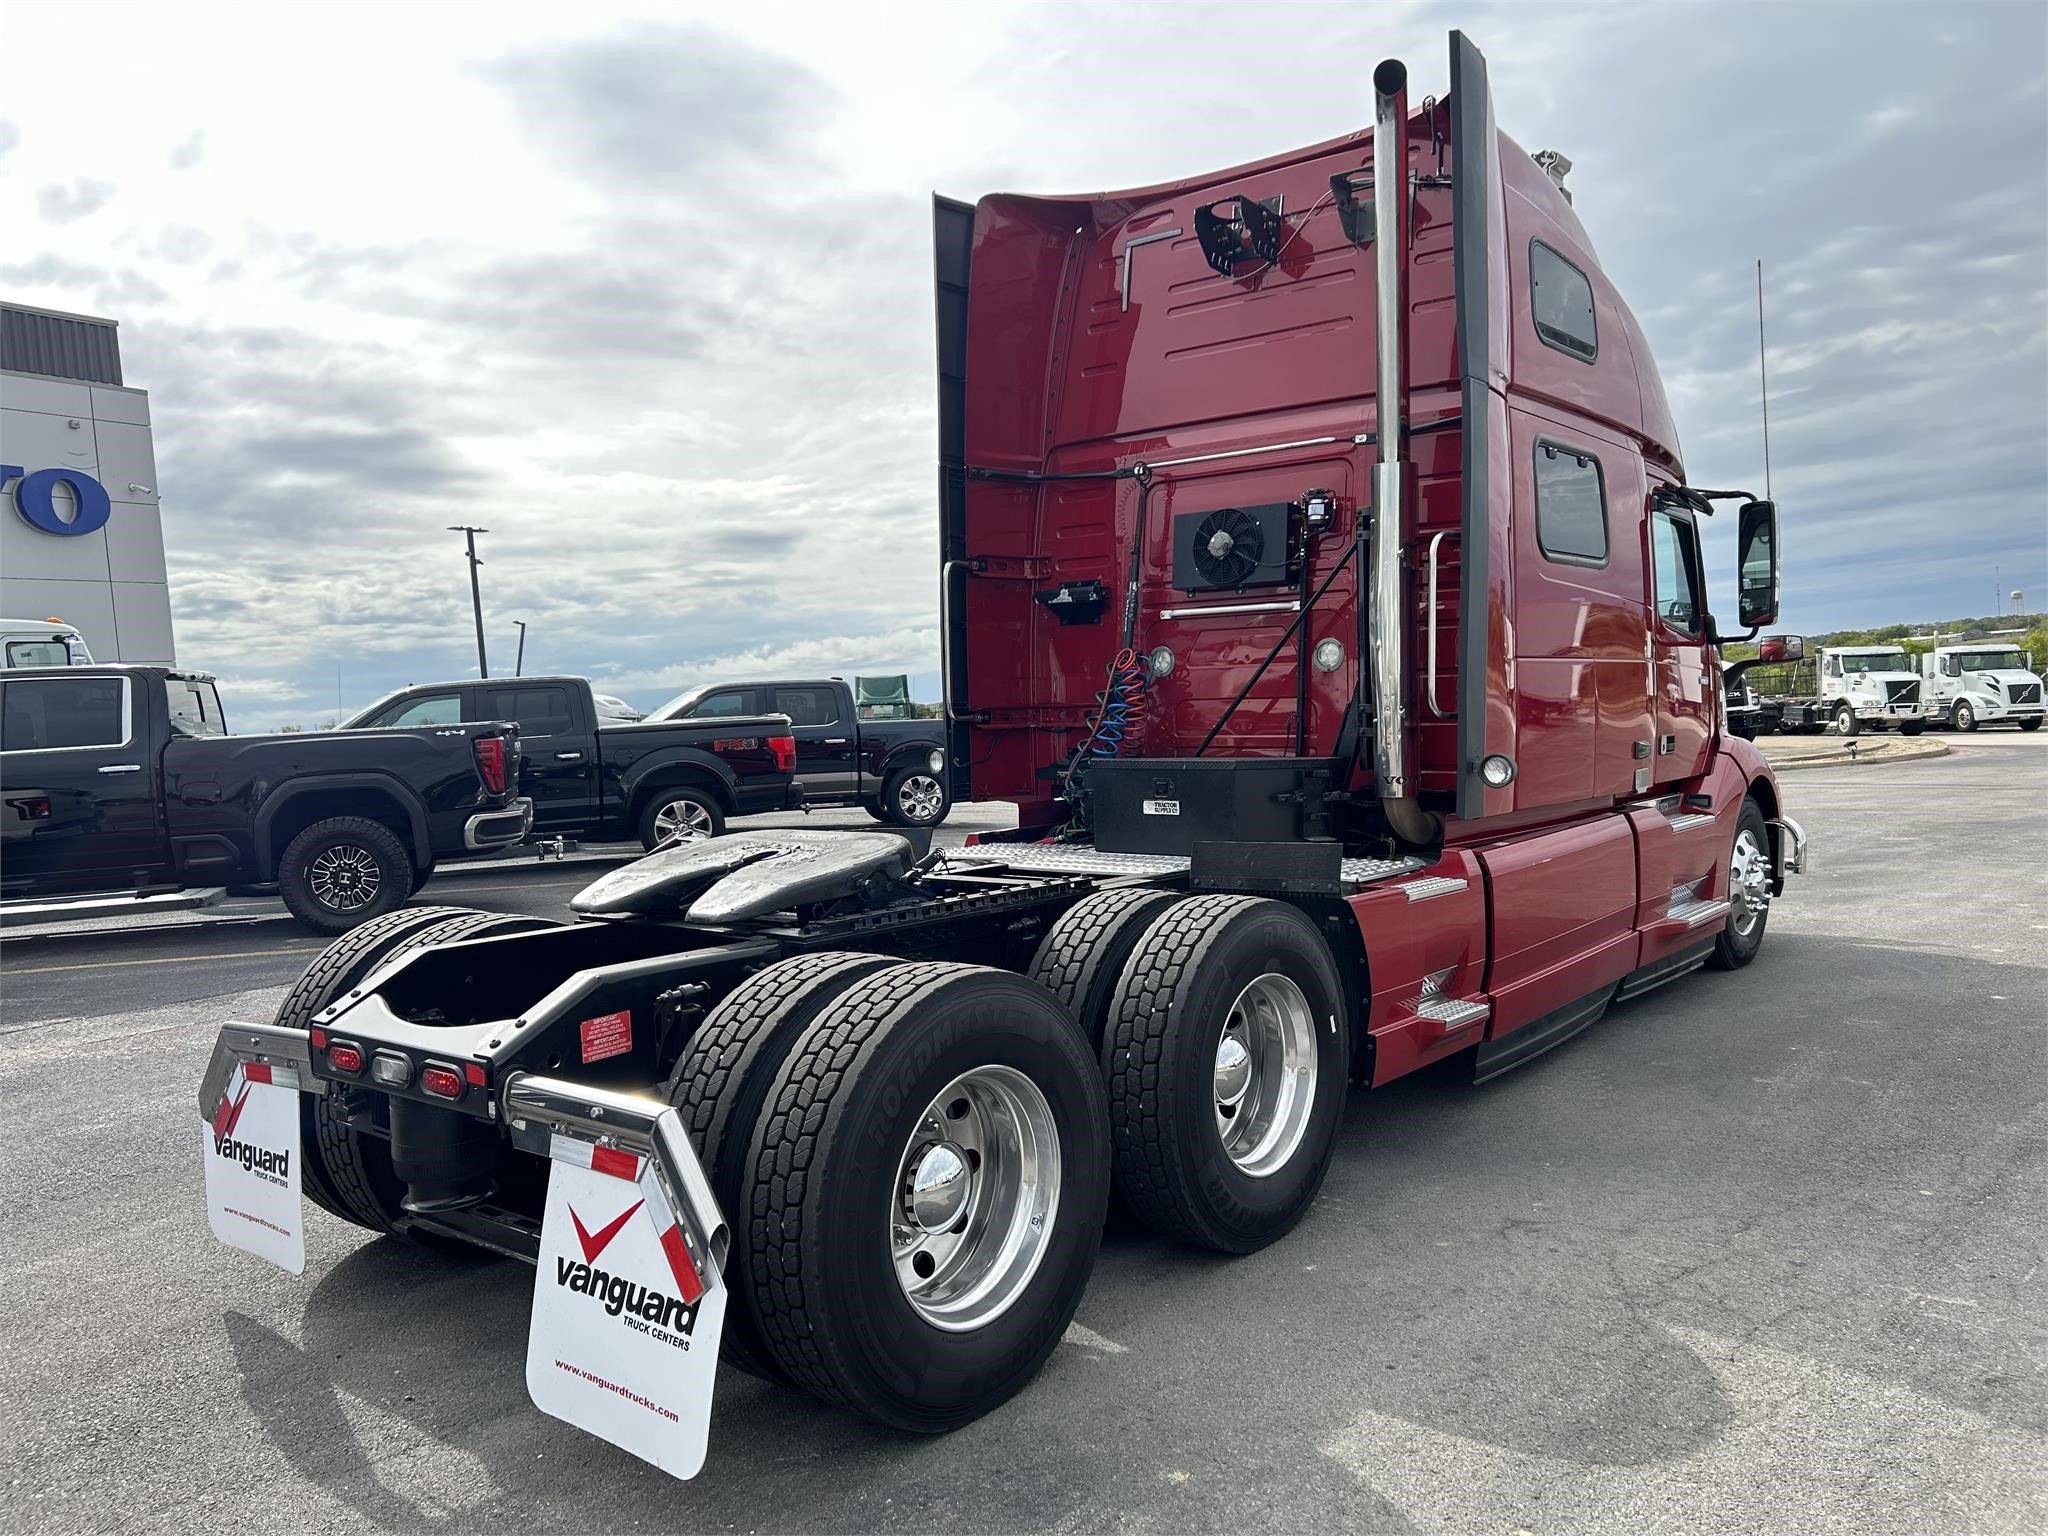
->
(98, 764), (142, 774)
(554, 751), (585, 761)
(824, 738), (849, 746)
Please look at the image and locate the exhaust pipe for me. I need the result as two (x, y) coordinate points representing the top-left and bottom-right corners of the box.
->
(1369, 58), (1437, 845)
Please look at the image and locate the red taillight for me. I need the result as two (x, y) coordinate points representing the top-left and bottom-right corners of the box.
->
(421, 1063), (464, 1100)
(474, 735), (509, 795)
(769, 734), (797, 773)
(326, 1041), (365, 1075)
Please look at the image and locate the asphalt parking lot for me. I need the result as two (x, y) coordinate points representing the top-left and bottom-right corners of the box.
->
(3, 741), (2043, 1534)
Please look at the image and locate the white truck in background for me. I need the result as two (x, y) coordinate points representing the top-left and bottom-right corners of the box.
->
(1919, 644), (2044, 732)
(0, 618), (92, 668)
(1816, 645), (1927, 737)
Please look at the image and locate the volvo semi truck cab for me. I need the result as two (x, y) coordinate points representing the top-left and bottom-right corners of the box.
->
(1920, 643), (2044, 731)
(1818, 645), (1926, 736)
(198, 31), (1805, 1482)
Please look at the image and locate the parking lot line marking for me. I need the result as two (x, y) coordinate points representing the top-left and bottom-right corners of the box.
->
(3, 945), (319, 977)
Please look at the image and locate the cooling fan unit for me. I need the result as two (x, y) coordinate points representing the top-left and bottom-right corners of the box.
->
(1169, 502), (1297, 594)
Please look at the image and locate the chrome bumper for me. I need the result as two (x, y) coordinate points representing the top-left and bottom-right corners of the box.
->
(1768, 814), (1808, 895)
(465, 797), (534, 851)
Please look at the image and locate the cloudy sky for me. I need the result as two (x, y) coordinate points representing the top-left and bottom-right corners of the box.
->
(3, 0), (2043, 729)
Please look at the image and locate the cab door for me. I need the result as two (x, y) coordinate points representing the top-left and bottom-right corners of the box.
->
(1648, 507), (1712, 784)
(0, 673), (164, 892)
(768, 684), (857, 799)
(478, 684), (594, 832)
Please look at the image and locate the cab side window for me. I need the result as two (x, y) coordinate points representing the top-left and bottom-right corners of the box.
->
(378, 693), (462, 728)
(772, 687), (838, 727)
(482, 687), (575, 740)
(1, 676), (129, 751)
(1534, 442), (1608, 566)
(1650, 511), (1704, 637)
(684, 691), (750, 719)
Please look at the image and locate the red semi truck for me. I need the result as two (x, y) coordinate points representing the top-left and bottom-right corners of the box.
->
(199, 32), (1804, 1479)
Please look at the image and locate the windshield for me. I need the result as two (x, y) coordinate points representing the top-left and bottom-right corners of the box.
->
(1956, 650), (2025, 672)
(165, 678), (227, 737)
(1840, 652), (1910, 675)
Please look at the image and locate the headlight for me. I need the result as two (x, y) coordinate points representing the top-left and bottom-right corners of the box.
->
(928, 749), (946, 773)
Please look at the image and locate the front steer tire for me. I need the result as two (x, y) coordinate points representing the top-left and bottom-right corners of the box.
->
(277, 816), (413, 935)
(743, 962), (1110, 1432)
(664, 950), (897, 1381)
(1102, 895), (1349, 1254)
(1708, 798), (1773, 971)
(286, 909), (554, 1247)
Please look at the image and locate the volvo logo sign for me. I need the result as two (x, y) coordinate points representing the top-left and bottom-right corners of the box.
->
(1, 464), (114, 537)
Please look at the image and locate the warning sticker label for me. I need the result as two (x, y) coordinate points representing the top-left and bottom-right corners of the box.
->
(580, 1010), (633, 1064)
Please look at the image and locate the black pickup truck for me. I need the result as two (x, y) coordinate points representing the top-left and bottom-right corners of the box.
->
(650, 676), (950, 826)
(346, 676), (800, 848)
(0, 665), (530, 933)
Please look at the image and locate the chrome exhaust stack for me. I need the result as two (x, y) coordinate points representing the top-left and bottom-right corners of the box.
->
(1369, 57), (1435, 844)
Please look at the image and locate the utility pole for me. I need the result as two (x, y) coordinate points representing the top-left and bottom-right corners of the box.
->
(449, 525), (490, 679)
(513, 620), (527, 677)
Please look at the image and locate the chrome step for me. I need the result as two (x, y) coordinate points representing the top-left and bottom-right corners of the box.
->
(944, 842), (1427, 890)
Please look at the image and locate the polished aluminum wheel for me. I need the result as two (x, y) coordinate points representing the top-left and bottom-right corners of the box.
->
(890, 1065), (1060, 1331)
(1730, 827), (1770, 937)
(308, 844), (380, 912)
(896, 773), (945, 824)
(1213, 973), (1317, 1178)
(652, 797), (715, 841)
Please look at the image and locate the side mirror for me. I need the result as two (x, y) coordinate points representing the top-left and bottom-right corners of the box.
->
(1758, 633), (1803, 664)
(1735, 499), (1779, 629)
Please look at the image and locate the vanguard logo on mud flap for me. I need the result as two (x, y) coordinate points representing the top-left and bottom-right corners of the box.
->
(555, 1199), (702, 1342)
(211, 1082), (291, 1183)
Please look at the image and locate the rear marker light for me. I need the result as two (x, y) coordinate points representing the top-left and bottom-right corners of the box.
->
(370, 1050), (412, 1089)
(420, 1063), (464, 1100)
(463, 1061), (488, 1088)
(309, 1026), (328, 1049)
(326, 1041), (365, 1075)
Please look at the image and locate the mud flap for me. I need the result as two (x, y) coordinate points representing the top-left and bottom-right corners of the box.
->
(201, 1061), (306, 1274)
(509, 1077), (729, 1480)
(199, 1023), (316, 1274)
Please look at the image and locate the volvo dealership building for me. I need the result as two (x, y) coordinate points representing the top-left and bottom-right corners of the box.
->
(0, 303), (176, 663)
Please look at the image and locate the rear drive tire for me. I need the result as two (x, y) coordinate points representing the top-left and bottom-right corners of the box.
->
(274, 905), (486, 1232)
(278, 816), (413, 935)
(1953, 700), (1977, 732)
(1027, 887), (1183, 1052)
(638, 787), (724, 850)
(1832, 703), (1858, 737)
(1708, 798), (1773, 971)
(744, 962), (1110, 1431)
(1102, 895), (1349, 1254)
(664, 950), (898, 1380)
(881, 764), (951, 828)
(303, 910), (555, 1246)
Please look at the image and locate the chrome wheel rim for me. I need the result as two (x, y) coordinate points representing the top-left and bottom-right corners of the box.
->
(1730, 827), (1770, 937)
(890, 1065), (1060, 1332)
(653, 797), (714, 841)
(308, 844), (380, 912)
(897, 774), (945, 823)
(1213, 973), (1317, 1178)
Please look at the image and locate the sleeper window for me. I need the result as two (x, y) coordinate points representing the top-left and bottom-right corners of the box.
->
(1534, 443), (1608, 566)
(1530, 240), (1598, 361)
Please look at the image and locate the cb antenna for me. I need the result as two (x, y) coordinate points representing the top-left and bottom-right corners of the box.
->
(1756, 258), (1773, 501)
